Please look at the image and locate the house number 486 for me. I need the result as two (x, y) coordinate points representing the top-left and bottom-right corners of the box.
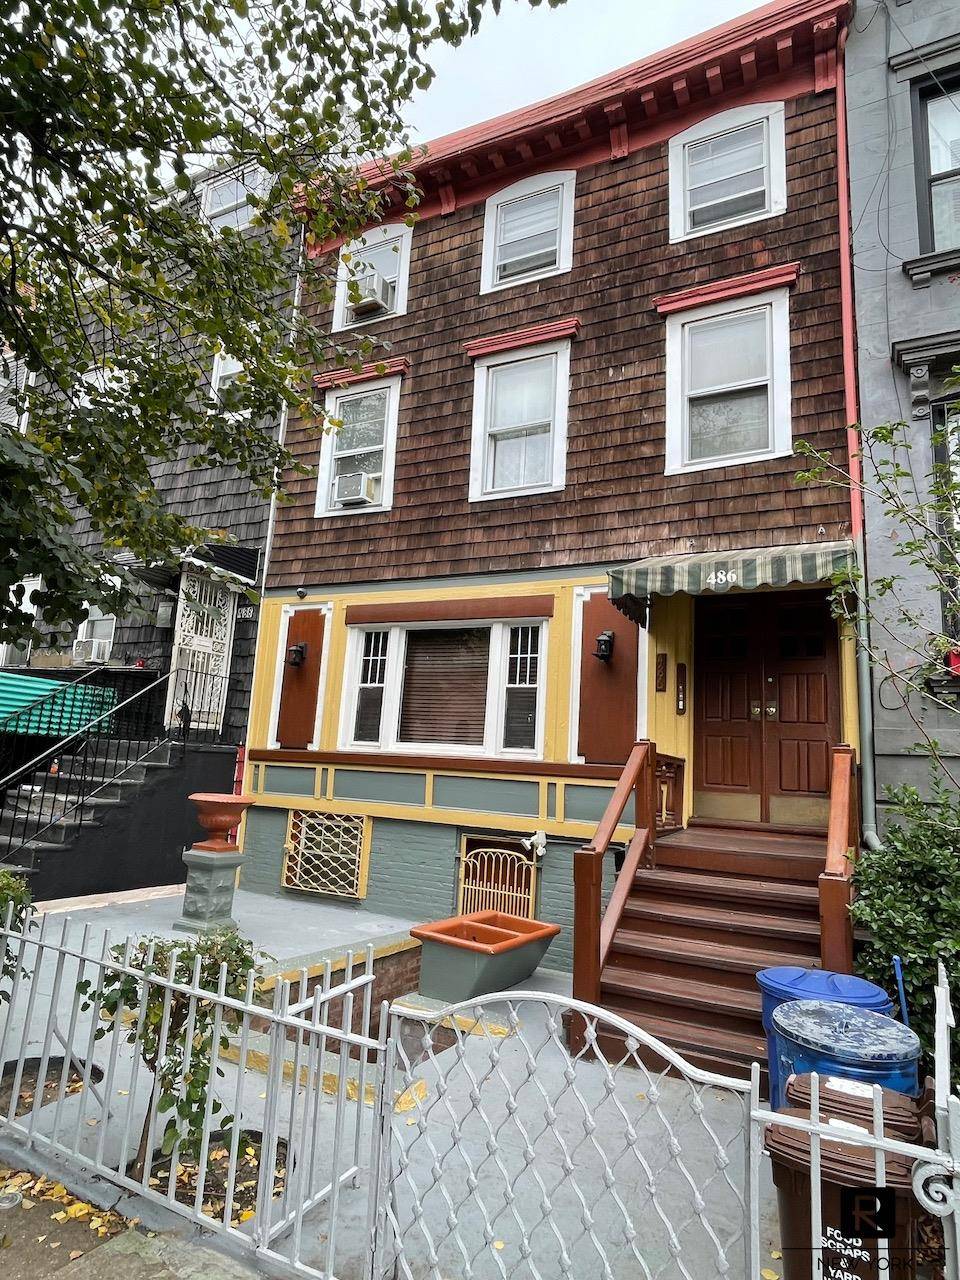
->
(706, 570), (737, 586)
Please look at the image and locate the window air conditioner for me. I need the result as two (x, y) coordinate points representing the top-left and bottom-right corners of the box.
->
(334, 472), (377, 506)
(72, 637), (112, 664)
(351, 271), (395, 317)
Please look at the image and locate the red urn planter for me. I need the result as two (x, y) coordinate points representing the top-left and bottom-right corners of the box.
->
(189, 792), (255, 853)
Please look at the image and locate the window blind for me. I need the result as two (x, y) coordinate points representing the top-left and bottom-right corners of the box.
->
(398, 628), (490, 745)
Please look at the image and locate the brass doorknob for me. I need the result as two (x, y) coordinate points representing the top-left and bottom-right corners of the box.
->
(765, 703), (778, 719)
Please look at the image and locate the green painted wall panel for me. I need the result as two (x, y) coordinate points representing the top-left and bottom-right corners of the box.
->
(261, 765), (317, 796)
(433, 776), (539, 816)
(333, 769), (426, 806)
(563, 785), (616, 824)
(239, 806), (289, 894)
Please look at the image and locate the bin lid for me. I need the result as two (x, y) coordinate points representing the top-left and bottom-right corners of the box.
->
(763, 1107), (915, 1186)
(756, 966), (891, 1009)
(785, 1073), (922, 1142)
(772, 1000), (921, 1064)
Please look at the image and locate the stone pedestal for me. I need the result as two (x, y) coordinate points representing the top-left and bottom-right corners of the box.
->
(173, 791), (255, 934)
(174, 847), (245, 934)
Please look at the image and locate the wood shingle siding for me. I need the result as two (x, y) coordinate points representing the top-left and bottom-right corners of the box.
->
(270, 93), (846, 589)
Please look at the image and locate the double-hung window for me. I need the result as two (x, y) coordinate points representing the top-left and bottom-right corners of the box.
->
(469, 341), (570, 501)
(343, 620), (546, 757)
(332, 223), (414, 331)
(665, 288), (792, 474)
(315, 375), (402, 516)
(916, 80), (960, 253)
(668, 103), (786, 241)
(480, 171), (575, 293)
(203, 169), (261, 231)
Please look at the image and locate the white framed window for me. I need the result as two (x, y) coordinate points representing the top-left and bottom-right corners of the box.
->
(212, 352), (243, 396)
(73, 604), (116, 664)
(202, 168), (262, 231)
(665, 287), (792, 475)
(480, 171), (576, 294)
(332, 222), (414, 331)
(469, 341), (570, 502)
(340, 619), (548, 759)
(315, 375), (402, 517)
(668, 102), (786, 242)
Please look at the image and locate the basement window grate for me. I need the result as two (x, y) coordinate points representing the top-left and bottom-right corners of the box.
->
(282, 810), (367, 899)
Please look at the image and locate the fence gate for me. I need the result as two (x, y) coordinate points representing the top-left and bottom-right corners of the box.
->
(373, 991), (758, 1280)
(457, 841), (538, 918)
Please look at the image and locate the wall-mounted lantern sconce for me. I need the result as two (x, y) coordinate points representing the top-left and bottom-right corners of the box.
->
(286, 643), (307, 668)
(593, 630), (615, 663)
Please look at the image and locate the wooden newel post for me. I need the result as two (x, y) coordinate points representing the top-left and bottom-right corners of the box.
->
(573, 844), (603, 1005)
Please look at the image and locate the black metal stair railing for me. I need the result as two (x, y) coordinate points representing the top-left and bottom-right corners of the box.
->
(0, 665), (232, 872)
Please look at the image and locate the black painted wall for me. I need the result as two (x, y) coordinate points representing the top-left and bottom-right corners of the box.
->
(29, 744), (236, 902)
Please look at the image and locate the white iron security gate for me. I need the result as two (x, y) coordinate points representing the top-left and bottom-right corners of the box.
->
(2, 904), (960, 1280)
(164, 570), (237, 731)
(0, 907), (384, 1280)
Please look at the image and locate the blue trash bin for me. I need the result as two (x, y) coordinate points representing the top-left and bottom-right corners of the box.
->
(772, 999), (921, 1098)
(756, 967), (893, 1108)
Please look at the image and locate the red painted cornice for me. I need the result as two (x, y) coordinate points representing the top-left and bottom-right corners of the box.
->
(359, 1), (848, 189)
(464, 317), (582, 360)
(313, 357), (409, 391)
(653, 262), (801, 314)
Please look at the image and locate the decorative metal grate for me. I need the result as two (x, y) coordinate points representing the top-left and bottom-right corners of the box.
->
(283, 810), (367, 898)
(457, 843), (537, 918)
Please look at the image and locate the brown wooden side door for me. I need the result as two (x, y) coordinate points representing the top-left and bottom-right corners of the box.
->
(276, 609), (325, 749)
(694, 592), (840, 825)
(577, 592), (639, 765)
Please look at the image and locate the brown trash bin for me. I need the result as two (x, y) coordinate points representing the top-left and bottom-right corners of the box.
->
(785, 1073), (923, 1143)
(765, 1106), (920, 1280)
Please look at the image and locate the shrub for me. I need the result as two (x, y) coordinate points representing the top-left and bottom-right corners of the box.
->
(80, 928), (264, 1178)
(0, 871), (32, 1001)
(852, 777), (960, 1086)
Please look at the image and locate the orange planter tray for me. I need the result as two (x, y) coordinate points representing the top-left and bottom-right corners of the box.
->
(411, 911), (561, 957)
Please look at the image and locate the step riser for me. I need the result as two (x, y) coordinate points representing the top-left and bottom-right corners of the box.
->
(617, 912), (822, 957)
(654, 845), (823, 881)
(604, 946), (811, 991)
(634, 880), (819, 917)
(601, 990), (764, 1040)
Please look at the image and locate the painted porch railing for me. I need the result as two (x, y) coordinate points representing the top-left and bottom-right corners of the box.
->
(572, 740), (660, 1011)
(818, 744), (860, 973)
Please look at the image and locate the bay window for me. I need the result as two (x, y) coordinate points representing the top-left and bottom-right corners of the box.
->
(342, 620), (546, 756)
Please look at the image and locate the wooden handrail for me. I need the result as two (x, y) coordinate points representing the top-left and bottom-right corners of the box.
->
(819, 744), (860, 974)
(573, 741), (658, 1017)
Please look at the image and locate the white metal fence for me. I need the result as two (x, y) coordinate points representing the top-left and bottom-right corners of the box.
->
(2, 902), (960, 1280)
(0, 906), (385, 1279)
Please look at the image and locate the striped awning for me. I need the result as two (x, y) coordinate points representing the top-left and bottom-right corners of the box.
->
(609, 541), (856, 617)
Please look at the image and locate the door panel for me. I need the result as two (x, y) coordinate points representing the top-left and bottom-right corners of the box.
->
(276, 610), (325, 749)
(694, 591), (840, 825)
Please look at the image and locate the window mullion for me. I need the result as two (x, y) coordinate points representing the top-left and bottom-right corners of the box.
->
(485, 624), (507, 755)
(381, 628), (404, 751)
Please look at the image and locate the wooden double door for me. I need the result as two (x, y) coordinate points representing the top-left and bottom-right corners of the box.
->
(693, 592), (840, 827)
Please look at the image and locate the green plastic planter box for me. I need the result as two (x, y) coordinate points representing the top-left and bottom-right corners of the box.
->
(411, 910), (561, 1004)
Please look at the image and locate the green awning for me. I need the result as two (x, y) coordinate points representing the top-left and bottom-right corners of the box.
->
(609, 540), (856, 618)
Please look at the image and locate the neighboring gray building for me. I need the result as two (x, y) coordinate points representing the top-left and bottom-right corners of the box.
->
(846, 0), (960, 808)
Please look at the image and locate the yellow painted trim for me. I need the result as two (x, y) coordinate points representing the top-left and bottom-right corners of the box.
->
(646, 594), (694, 824)
(839, 619), (860, 754)
(248, 572), (609, 755)
(261, 935), (421, 990)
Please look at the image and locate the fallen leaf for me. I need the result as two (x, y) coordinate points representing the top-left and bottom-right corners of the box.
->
(69, 1250), (83, 1260)
(771, 1250), (782, 1260)
(635, 1092), (646, 1100)
(239, 1209), (255, 1222)
(85, 1119), (98, 1127)
(21, 1198), (34, 1209)
(36, 1236), (46, 1244)
(493, 1241), (504, 1250)
(761, 1270), (779, 1280)
(49, 1240), (61, 1249)
(51, 1211), (68, 1223)
(0, 1233), (10, 1250)
(89, 1218), (102, 1230)
(117, 1090), (129, 1097)
(66, 1202), (92, 1219)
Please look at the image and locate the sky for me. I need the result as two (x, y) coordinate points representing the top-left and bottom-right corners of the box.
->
(405, 0), (763, 144)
